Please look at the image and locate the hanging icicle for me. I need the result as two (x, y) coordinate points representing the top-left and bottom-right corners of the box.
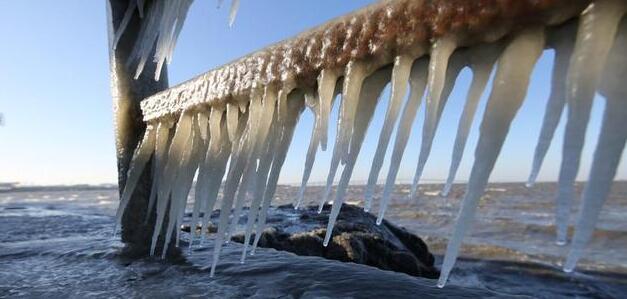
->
(564, 15), (627, 273)
(319, 62), (370, 213)
(364, 55), (413, 210)
(437, 27), (546, 288)
(376, 59), (429, 216)
(554, 0), (625, 246)
(441, 43), (502, 197)
(295, 91), (322, 209)
(408, 36), (458, 200)
(324, 67), (391, 245)
(526, 23), (576, 188)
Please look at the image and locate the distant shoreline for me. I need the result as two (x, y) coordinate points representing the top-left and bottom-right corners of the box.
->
(0, 184), (117, 193)
(3, 180), (625, 193)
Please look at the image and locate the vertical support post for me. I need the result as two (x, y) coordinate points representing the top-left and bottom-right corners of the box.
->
(106, 0), (169, 256)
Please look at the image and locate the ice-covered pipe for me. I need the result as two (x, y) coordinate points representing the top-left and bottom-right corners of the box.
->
(140, 0), (587, 122)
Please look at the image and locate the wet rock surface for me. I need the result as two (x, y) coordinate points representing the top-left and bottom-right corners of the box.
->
(230, 203), (439, 279)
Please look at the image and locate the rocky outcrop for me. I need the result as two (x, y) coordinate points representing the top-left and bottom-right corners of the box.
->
(231, 203), (439, 279)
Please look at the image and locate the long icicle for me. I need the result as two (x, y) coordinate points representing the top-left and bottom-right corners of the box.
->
(376, 59), (429, 216)
(317, 69), (340, 151)
(146, 120), (173, 221)
(199, 108), (233, 247)
(113, 124), (156, 235)
(226, 103), (239, 144)
(295, 91), (321, 209)
(442, 44), (502, 197)
(319, 62), (369, 213)
(241, 103), (282, 261)
(226, 85), (277, 242)
(409, 36), (458, 199)
(564, 17), (627, 272)
(324, 67), (391, 246)
(189, 112), (211, 250)
(379, 53), (462, 220)
(364, 55), (413, 210)
(251, 92), (305, 255)
(175, 119), (206, 248)
(161, 114), (202, 257)
(150, 112), (194, 256)
(210, 90), (262, 277)
(438, 27), (545, 288)
(526, 23), (576, 187)
(228, 0), (240, 27)
(554, 0), (625, 245)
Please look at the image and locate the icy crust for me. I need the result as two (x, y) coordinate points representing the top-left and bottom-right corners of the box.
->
(140, 0), (586, 122)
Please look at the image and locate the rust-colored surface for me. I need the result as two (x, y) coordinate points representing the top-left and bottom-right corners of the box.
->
(141, 0), (590, 122)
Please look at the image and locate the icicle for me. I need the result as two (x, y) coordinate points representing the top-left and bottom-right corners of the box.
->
(564, 17), (627, 273)
(189, 112), (211, 250)
(160, 120), (201, 258)
(409, 36), (458, 199)
(226, 103), (239, 144)
(251, 92), (305, 255)
(113, 124), (156, 235)
(229, 0), (240, 27)
(112, 0), (138, 50)
(324, 67), (391, 246)
(146, 120), (173, 220)
(199, 110), (232, 246)
(241, 112), (280, 262)
(120, 0), (194, 80)
(174, 120), (205, 249)
(364, 55), (413, 210)
(129, 0), (164, 79)
(376, 59), (429, 218)
(554, 0), (625, 245)
(154, 0), (194, 81)
(226, 86), (277, 242)
(317, 69), (340, 151)
(197, 111), (209, 142)
(442, 43), (502, 197)
(150, 111), (194, 256)
(210, 90), (263, 277)
(209, 108), (224, 153)
(319, 62), (368, 213)
(295, 91), (321, 209)
(438, 28), (545, 288)
(526, 23), (576, 188)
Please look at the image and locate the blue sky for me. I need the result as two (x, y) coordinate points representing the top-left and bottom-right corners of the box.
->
(0, 1), (624, 185)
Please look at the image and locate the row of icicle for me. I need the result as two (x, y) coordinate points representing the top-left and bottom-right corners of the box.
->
(115, 0), (627, 288)
(111, 0), (240, 80)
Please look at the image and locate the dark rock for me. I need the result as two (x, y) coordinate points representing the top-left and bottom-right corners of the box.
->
(230, 203), (439, 279)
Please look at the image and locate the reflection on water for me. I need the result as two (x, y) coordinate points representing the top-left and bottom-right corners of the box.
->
(1, 183), (626, 298)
